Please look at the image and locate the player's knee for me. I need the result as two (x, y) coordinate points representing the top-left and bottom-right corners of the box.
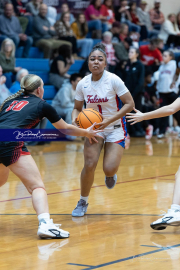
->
(27, 183), (45, 194)
(84, 159), (98, 171)
(103, 165), (117, 177)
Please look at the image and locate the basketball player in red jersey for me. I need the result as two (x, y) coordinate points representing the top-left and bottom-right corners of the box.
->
(71, 44), (134, 217)
(0, 74), (103, 239)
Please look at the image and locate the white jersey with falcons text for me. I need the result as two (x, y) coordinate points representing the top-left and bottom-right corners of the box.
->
(75, 70), (129, 134)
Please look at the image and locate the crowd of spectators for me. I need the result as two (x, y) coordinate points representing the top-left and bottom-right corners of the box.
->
(0, 0), (180, 142)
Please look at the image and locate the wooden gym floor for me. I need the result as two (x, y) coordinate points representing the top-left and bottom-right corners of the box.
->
(1, 136), (180, 270)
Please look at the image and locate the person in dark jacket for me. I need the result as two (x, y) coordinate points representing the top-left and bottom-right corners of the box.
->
(123, 47), (146, 137)
(33, 3), (71, 58)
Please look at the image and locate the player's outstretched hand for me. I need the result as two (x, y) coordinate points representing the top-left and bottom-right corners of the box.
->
(126, 108), (144, 125)
(86, 122), (103, 144)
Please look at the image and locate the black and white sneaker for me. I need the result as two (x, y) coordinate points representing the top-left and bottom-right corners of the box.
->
(150, 209), (180, 230)
(37, 219), (70, 239)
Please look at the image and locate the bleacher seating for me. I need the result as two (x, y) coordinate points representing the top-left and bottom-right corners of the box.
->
(16, 58), (85, 84)
(15, 47), (44, 58)
(43, 85), (57, 100)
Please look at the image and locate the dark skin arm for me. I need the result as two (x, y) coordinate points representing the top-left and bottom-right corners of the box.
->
(96, 92), (135, 129)
(72, 100), (84, 126)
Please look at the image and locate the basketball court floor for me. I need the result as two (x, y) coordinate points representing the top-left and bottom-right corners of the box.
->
(1, 136), (180, 270)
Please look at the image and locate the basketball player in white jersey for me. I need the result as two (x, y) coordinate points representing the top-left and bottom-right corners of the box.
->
(71, 44), (134, 217)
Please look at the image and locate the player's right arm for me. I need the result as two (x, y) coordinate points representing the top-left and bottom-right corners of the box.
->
(126, 98), (180, 125)
(40, 102), (102, 143)
(72, 100), (84, 126)
(53, 119), (103, 143)
(72, 79), (84, 126)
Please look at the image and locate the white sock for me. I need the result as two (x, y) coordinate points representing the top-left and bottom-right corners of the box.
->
(171, 204), (180, 211)
(80, 195), (88, 203)
(38, 213), (50, 223)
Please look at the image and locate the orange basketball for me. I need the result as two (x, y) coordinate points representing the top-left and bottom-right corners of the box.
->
(77, 108), (103, 129)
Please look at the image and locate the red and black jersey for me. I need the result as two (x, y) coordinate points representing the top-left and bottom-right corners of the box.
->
(0, 94), (61, 129)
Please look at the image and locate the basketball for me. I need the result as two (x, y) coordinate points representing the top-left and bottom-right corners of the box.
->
(77, 108), (103, 129)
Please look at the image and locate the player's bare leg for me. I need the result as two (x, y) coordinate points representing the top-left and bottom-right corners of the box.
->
(151, 166), (180, 230)
(103, 142), (124, 189)
(9, 155), (69, 239)
(72, 137), (104, 217)
(81, 137), (104, 196)
(0, 164), (9, 187)
(172, 166), (180, 205)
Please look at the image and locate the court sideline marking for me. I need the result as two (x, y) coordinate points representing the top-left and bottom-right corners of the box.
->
(67, 243), (180, 269)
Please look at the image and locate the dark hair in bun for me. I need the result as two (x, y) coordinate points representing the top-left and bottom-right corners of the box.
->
(93, 43), (106, 52)
(88, 43), (107, 63)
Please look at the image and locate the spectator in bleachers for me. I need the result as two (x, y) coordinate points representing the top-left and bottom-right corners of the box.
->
(0, 38), (21, 88)
(12, 0), (33, 35)
(52, 73), (82, 128)
(27, 0), (57, 30)
(0, 3), (33, 58)
(26, 0), (41, 16)
(0, 65), (11, 105)
(114, 36), (133, 62)
(102, 32), (117, 73)
(159, 14), (180, 48)
(177, 12), (180, 31)
(0, 0), (12, 15)
(123, 47), (145, 137)
(0, 1), (12, 46)
(157, 38), (164, 53)
(156, 50), (180, 139)
(54, 12), (77, 56)
(12, 0), (30, 16)
(137, 1), (159, 38)
(33, 4), (71, 59)
(111, 21), (121, 43)
(47, 6), (57, 26)
(71, 13), (93, 59)
(114, 0), (140, 33)
(101, 0), (115, 29)
(49, 44), (74, 90)
(85, 0), (108, 39)
(129, 2), (148, 41)
(119, 23), (129, 41)
(114, 37), (133, 78)
(149, 0), (165, 31)
(56, 3), (75, 25)
(140, 38), (162, 72)
(142, 69), (159, 137)
(9, 68), (28, 93)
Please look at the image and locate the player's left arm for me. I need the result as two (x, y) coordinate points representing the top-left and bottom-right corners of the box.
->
(96, 92), (134, 129)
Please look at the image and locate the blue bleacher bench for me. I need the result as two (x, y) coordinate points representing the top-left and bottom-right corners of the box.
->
(16, 47), (44, 58)
(16, 59), (85, 84)
(29, 71), (49, 84)
(16, 58), (50, 71)
(43, 85), (57, 100)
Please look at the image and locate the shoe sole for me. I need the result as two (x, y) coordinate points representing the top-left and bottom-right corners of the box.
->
(72, 210), (87, 217)
(105, 176), (117, 189)
(150, 220), (180, 230)
(38, 231), (70, 239)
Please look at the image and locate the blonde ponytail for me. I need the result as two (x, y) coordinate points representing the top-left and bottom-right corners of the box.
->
(0, 89), (25, 112)
(0, 74), (42, 112)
